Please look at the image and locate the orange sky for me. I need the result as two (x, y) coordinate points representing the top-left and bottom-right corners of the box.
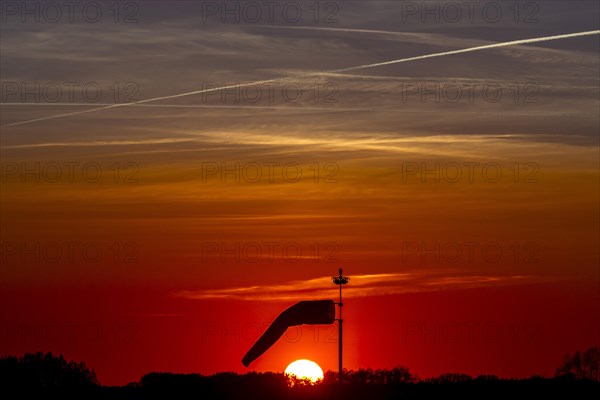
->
(2, 140), (598, 384)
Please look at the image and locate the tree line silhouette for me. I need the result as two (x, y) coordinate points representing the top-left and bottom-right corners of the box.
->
(555, 346), (600, 381)
(1, 348), (598, 399)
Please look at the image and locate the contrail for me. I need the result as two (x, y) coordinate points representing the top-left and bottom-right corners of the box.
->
(0, 78), (279, 128)
(2, 30), (598, 128)
(247, 24), (437, 38)
(0, 102), (379, 112)
(332, 30), (600, 73)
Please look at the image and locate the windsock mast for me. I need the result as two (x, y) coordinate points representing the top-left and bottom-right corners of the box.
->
(332, 268), (349, 384)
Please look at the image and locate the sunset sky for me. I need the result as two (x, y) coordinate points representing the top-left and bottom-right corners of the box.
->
(1, 0), (599, 385)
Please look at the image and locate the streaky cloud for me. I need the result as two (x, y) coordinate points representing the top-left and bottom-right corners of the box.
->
(173, 271), (554, 302)
(2, 30), (598, 128)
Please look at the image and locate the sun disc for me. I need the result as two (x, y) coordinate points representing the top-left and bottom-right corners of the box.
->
(285, 359), (324, 383)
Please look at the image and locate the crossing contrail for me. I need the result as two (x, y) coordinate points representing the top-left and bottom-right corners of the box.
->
(2, 30), (598, 128)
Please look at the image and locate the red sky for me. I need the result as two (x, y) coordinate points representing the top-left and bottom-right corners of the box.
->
(1, 281), (598, 385)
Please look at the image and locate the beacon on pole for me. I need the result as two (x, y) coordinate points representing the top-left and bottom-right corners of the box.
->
(332, 268), (349, 384)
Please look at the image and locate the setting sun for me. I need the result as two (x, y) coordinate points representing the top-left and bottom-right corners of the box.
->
(285, 360), (324, 383)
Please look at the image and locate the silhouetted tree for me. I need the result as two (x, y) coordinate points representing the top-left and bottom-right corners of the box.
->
(555, 346), (600, 381)
(2, 353), (599, 399)
(427, 372), (473, 384)
(327, 366), (417, 385)
(474, 374), (499, 381)
(386, 366), (417, 384)
(0, 352), (98, 390)
(582, 347), (600, 381)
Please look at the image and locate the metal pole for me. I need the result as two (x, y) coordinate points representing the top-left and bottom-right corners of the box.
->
(339, 281), (342, 383)
(332, 268), (348, 385)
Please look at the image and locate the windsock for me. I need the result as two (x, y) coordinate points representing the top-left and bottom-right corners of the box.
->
(242, 300), (335, 367)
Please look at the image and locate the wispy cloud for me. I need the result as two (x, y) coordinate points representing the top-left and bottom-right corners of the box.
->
(3, 30), (597, 128)
(173, 271), (549, 302)
(1, 137), (194, 149)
